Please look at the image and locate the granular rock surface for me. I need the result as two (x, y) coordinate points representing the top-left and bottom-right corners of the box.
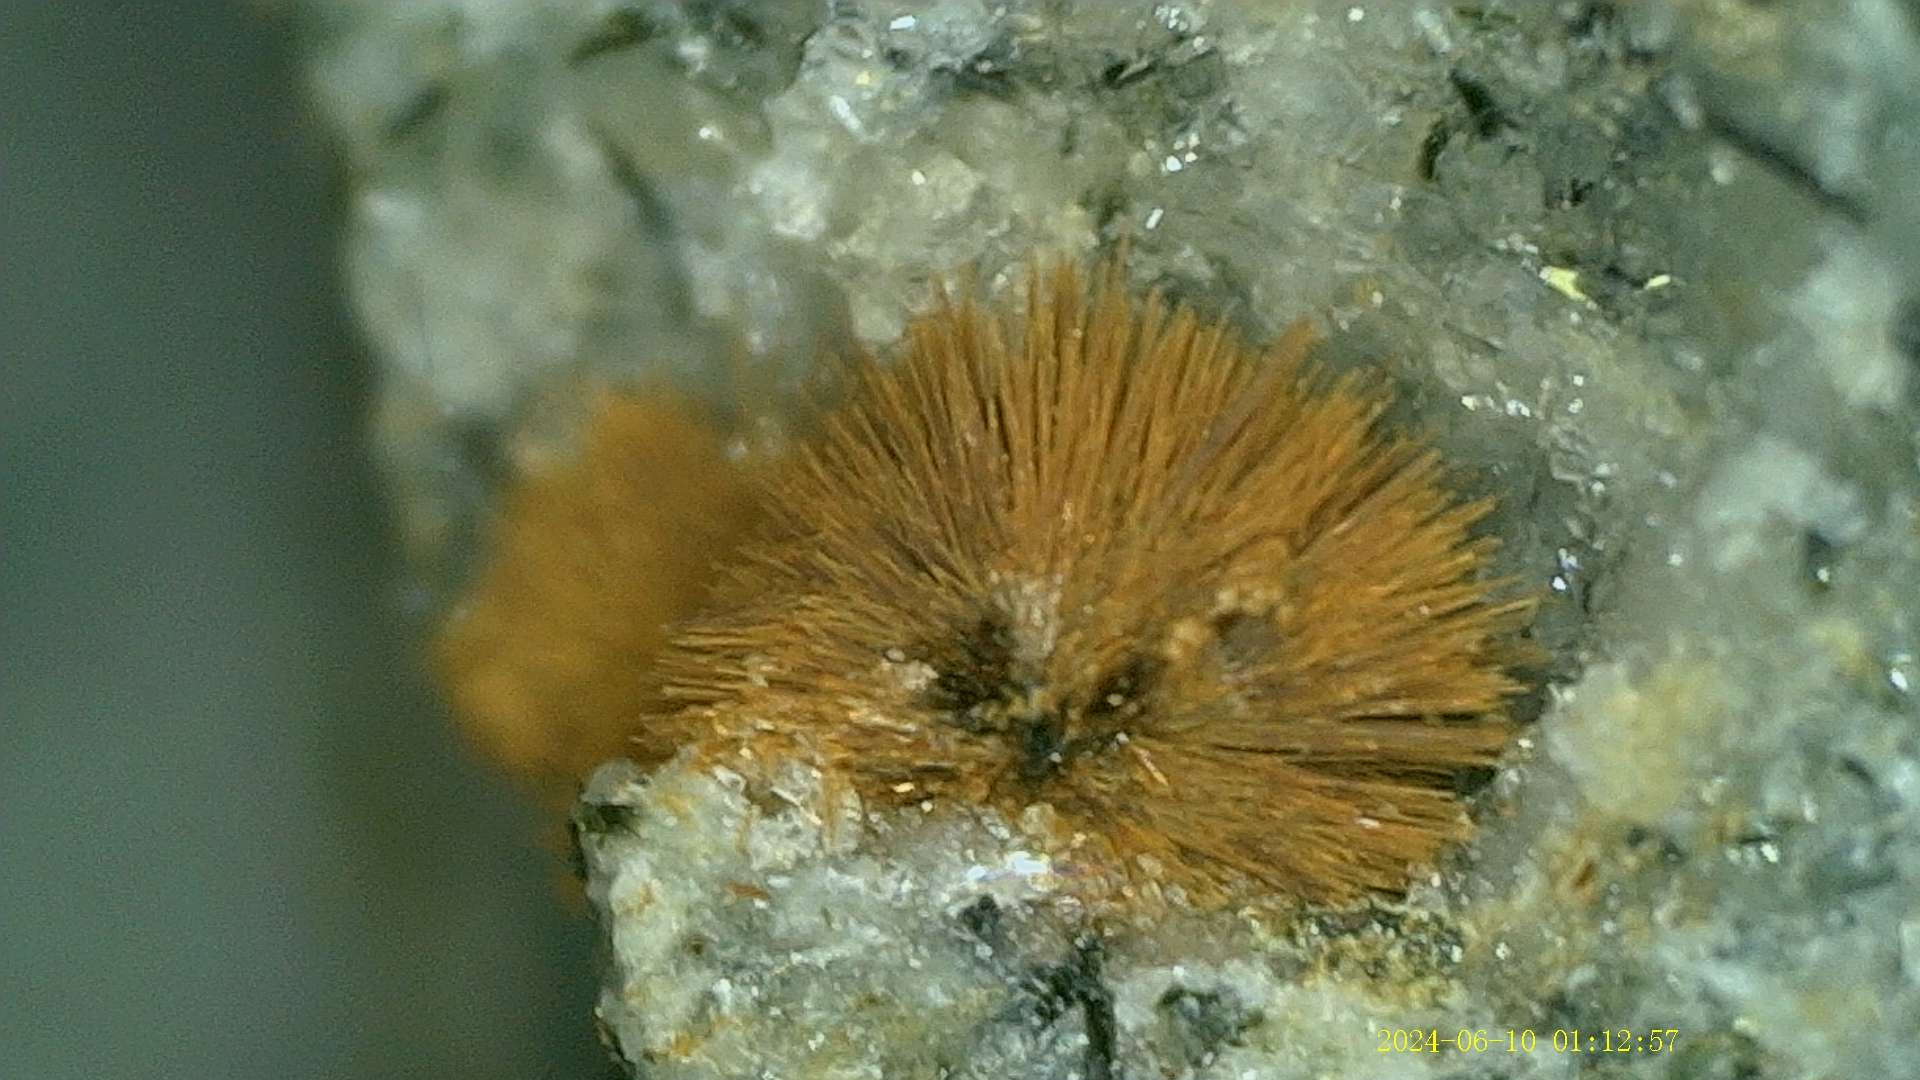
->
(298, 2), (1920, 1076)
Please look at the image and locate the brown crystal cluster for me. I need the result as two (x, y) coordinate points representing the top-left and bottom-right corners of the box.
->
(439, 258), (1534, 902)
(436, 391), (763, 789)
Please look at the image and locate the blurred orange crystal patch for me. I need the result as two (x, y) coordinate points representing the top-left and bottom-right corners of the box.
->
(435, 389), (763, 804)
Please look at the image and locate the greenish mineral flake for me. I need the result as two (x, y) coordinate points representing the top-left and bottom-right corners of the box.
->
(302, 1), (1920, 1076)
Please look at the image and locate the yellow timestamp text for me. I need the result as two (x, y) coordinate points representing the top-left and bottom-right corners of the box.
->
(1376, 1028), (1681, 1054)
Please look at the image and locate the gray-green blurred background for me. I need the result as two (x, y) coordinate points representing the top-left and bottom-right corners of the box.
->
(1, 5), (610, 1077)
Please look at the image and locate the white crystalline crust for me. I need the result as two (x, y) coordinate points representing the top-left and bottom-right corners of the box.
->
(573, 755), (1476, 1080)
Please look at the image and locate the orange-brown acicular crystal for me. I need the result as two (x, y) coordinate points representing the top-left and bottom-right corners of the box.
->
(648, 261), (1536, 903)
(435, 389), (762, 804)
